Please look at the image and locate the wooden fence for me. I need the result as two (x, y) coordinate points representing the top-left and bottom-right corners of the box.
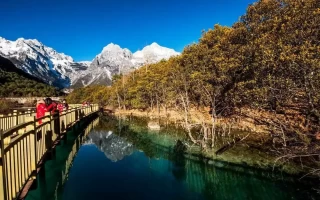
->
(0, 104), (99, 200)
(0, 110), (36, 132)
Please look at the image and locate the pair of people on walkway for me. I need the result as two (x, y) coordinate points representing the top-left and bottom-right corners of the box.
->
(36, 98), (68, 124)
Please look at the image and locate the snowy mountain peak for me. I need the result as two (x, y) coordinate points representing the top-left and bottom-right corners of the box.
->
(72, 42), (179, 88)
(102, 43), (121, 52)
(150, 42), (160, 47)
(24, 38), (42, 46)
(16, 37), (25, 41)
(132, 42), (180, 65)
(0, 36), (180, 88)
(142, 42), (179, 55)
(97, 43), (133, 61)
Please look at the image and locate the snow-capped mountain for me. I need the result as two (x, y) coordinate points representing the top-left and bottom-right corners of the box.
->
(0, 37), (180, 88)
(71, 43), (135, 87)
(0, 37), (90, 88)
(132, 42), (180, 66)
(73, 42), (180, 87)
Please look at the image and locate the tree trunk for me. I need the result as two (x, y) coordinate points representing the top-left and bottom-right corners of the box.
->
(180, 94), (197, 144)
(211, 102), (217, 148)
(116, 88), (121, 109)
(156, 94), (160, 116)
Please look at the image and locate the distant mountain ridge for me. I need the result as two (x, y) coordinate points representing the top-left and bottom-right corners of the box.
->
(0, 37), (180, 88)
(67, 42), (180, 88)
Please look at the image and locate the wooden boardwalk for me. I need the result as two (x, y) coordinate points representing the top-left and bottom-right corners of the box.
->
(0, 104), (100, 200)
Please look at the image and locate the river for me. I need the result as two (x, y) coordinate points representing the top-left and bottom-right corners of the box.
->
(25, 115), (319, 200)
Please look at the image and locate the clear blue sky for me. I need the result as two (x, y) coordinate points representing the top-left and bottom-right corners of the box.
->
(1, 0), (256, 61)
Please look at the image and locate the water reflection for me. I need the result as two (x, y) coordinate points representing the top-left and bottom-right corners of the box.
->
(25, 116), (100, 200)
(96, 116), (318, 200)
(85, 130), (135, 162)
(26, 115), (319, 200)
(170, 140), (187, 181)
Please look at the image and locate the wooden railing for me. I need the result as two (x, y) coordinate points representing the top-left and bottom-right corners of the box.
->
(0, 104), (99, 200)
(0, 104), (87, 132)
(0, 110), (35, 132)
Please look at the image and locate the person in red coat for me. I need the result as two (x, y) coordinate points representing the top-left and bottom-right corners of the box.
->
(57, 103), (64, 113)
(36, 100), (47, 124)
(57, 99), (69, 113)
(36, 98), (57, 124)
(45, 98), (57, 114)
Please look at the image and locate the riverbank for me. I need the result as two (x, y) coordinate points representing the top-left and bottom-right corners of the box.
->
(113, 108), (320, 178)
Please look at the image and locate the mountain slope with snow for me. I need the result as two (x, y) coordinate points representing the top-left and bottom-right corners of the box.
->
(73, 42), (180, 87)
(0, 55), (61, 97)
(0, 37), (180, 88)
(0, 37), (90, 88)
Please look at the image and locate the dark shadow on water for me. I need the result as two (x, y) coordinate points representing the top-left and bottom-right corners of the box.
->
(170, 140), (187, 181)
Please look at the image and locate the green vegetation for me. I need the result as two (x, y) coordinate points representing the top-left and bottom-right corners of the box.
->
(0, 56), (61, 97)
(68, 0), (320, 175)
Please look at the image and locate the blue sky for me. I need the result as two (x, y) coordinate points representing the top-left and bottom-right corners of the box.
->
(1, 0), (256, 61)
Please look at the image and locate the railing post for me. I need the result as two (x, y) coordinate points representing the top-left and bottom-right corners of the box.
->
(51, 111), (60, 141)
(0, 115), (3, 134)
(64, 111), (68, 129)
(60, 111), (66, 133)
(19, 112), (23, 125)
(7, 114), (12, 132)
(43, 112), (52, 151)
(72, 108), (75, 123)
(27, 109), (31, 117)
(75, 108), (79, 121)
(26, 116), (36, 172)
(13, 110), (18, 127)
(0, 129), (7, 200)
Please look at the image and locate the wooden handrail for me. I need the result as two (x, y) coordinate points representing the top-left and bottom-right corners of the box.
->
(0, 104), (87, 132)
(0, 104), (100, 200)
(3, 130), (34, 154)
(2, 121), (34, 139)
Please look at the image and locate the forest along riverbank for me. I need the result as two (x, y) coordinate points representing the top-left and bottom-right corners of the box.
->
(113, 108), (320, 180)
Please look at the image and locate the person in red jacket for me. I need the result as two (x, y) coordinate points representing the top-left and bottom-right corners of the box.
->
(57, 102), (64, 113)
(36, 100), (47, 124)
(44, 98), (57, 114)
(58, 99), (69, 113)
(36, 98), (57, 124)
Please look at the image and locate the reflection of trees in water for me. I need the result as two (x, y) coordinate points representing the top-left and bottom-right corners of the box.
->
(92, 116), (319, 200)
(145, 142), (305, 200)
(97, 116), (318, 200)
(170, 140), (187, 181)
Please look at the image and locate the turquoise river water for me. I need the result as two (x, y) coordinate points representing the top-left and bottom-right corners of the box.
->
(25, 116), (319, 200)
